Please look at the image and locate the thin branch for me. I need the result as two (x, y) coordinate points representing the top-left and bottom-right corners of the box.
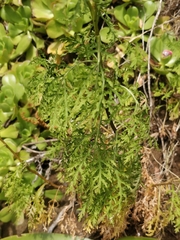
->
(146, 0), (163, 119)
(152, 179), (180, 187)
(26, 166), (61, 189)
(0, 137), (61, 189)
(16, 153), (46, 166)
(23, 138), (59, 146)
(22, 145), (46, 153)
(146, 0), (169, 53)
(47, 196), (75, 233)
(151, 151), (180, 180)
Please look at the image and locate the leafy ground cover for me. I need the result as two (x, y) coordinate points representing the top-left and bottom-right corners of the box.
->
(0, 0), (180, 239)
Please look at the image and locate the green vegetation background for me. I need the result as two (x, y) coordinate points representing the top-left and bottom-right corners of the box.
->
(0, 0), (180, 239)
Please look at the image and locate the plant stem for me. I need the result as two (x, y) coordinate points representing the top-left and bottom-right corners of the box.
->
(87, 0), (116, 134)
(0, 137), (61, 189)
(86, 0), (99, 36)
(86, 0), (102, 71)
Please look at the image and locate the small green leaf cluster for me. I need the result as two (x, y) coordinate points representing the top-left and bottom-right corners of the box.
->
(0, 4), (44, 74)
(100, 1), (158, 43)
(0, 166), (34, 223)
(0, 62), (53, 225)
(150, 34), (180, 120)
(0, 0), (90, 73)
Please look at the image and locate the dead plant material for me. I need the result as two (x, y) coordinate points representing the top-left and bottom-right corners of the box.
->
(99, 209), (130, 240)
(47, 195), (75, 233)
(161, 0), (180, 37)
(132, 145), (180, 238)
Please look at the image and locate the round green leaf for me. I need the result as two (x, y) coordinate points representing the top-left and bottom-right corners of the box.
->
(18, 6), (31, 18)
(1, 86), (14, 98)
(100, 27), (114, 43)
(0, 102), (13, 112)
(0, 110), (12, 124)
(2, 74), (16, 86)
(36, 137), (47, 150)
(46, 20), (64, 38)
(13, 83), (25, 100)
(12, 0), (22, 6)
(72, 17), (84, 32)
(11, 34), (23, 45)
(8, 23), (23, 37)
(150, 37), (163, 62)
(10, 34), (32, 60)
(127, 6), (139, 18)
(143, 1), (157, 19)
(144, 15), (155, 30)
(114, 3), (129, 26)
(1, 5), (22, 23)
(0, 206), (14, 223)
(0, 124), (18, 139)
(19, 150), (30, 161)
(31, 0), (53, 21)
(0, 147), (14, 167)
(4, 138), (18, 152)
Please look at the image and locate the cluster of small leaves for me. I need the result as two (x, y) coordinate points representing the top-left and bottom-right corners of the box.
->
(2, 166), (34, 221)
(150, 34), (180, 120)
(27, 45), (149, 229)
(119, 44), (148, 83)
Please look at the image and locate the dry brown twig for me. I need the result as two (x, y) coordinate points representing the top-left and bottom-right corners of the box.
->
(0, 137), (61, 189)
(133, 147), (178, 236)
(47, 195), (75, 233)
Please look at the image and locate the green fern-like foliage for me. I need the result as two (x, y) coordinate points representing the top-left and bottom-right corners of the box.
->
(27, 50), (149, 230)
(168, 186), (180, 233)
(25, 0), (149, 231)
(1, 165), (46, 227)
(3, 166), (33, 217)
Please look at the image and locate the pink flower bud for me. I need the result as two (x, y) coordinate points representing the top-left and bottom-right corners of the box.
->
(162, 50), (173, 57)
